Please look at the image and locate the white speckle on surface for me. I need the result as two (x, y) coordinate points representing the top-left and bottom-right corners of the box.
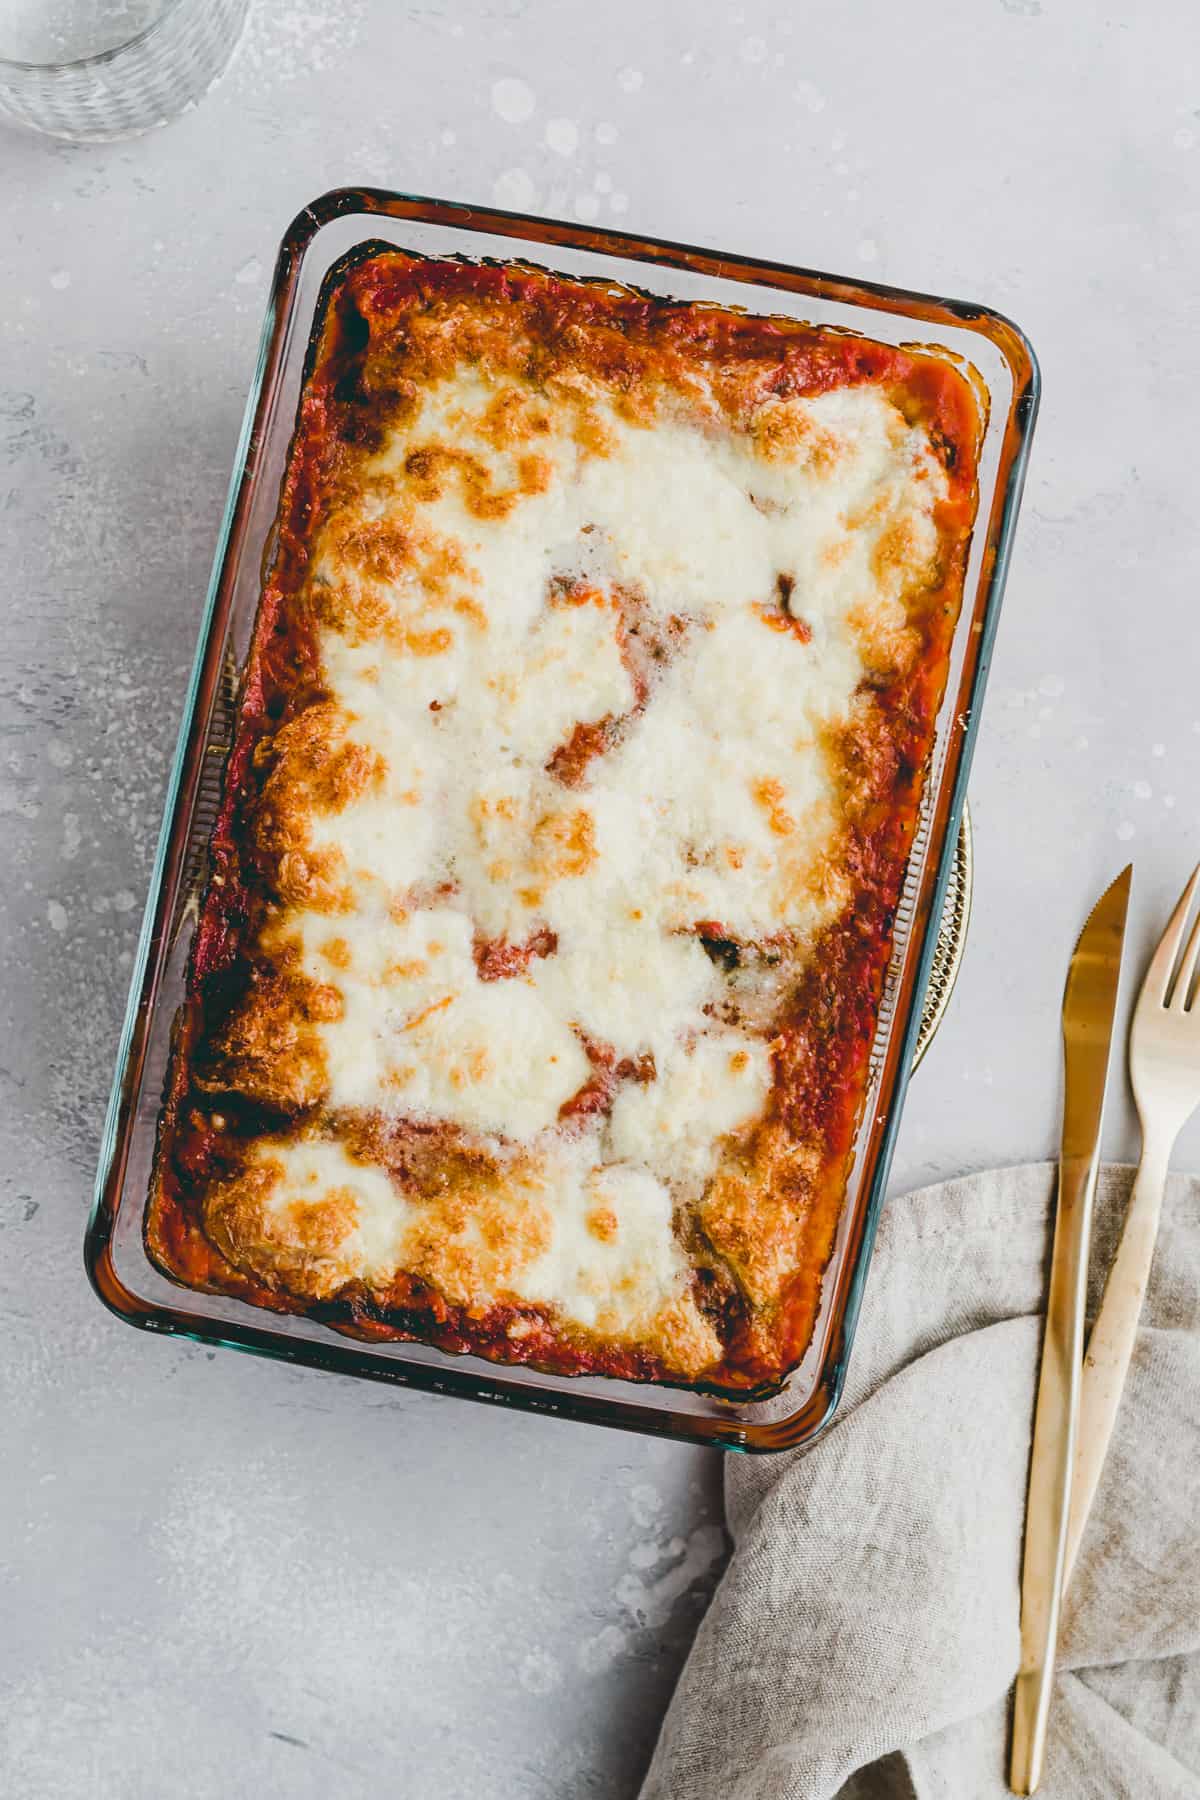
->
(740, 35), (767, 63)
(681, 49), (695, 66)
(491, 76), (535, 123)
(1132, 779), (1152, 800)
(60, 814), (81, 861)
(1039, 673), (1065, 698)
(573, 192), (600, 221)
(1038, 705), (1053, 721)
(440, 127), (456, 146)
(47, 742), (73, 770)
(796, 79), (826, 112)
(617, 66), (643, 93)
(595, 119), (618, 144)
(616, 1524), (727, 1629)
(545, 117), (579, 156)
(240, 0), (366, 83)
(234, 256), (262, 286)
(113, 889), (136, 913)
(49, 270), (70, 291)
(1173, 126), (1195, 150)
(594, 171), (613, 193)
(518, 1649), (562, 1695)
(492, 167), (536, 210)
(1116, 821), (1137, 842)
(1075, 735), (1090, 751)
(610, 191), (629, 214)
(1152, 742), (1166, 757)
(578, 1625), (628, 1675)
(629, 1483), (663, 1528)
(858, 238), (878, 262)
(47, 901), (67, 933)
(832, 129), (848, 151)
(1164, 794), (1177, 809)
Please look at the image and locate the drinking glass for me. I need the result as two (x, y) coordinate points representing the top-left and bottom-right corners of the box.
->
(0, 0), (250, 141)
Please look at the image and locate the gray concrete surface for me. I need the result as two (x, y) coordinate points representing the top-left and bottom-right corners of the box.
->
(2, 2), (1198, 1795)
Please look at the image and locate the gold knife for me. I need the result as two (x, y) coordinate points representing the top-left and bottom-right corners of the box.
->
(1009, 864), (1133, 1795)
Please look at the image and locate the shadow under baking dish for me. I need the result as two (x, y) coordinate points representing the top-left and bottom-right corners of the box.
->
(86, 189), (1038, 1453)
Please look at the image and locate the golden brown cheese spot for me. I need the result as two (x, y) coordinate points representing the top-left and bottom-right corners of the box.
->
(846, 593), (921, 678)
(534, 806), (596, 881)
(256, 702), (383, 835)
(274, 847), (355, 914)
(318, 514), (477, 621)
(288, 1184), (360, 1256)
(844, 491), (891, 533)
(750, 397), (842, 472)
(699, 1134), (824, 1305)
(446, 1046), (493, 1092)
(452, 593), (488, 630)
(332, 516), (415, 583)
(478, 385), (553, 448)
(403, 1161), (554, 1303)
(321, 936), (352, 971)
(518, 452), (555, 495)
(388, 622), (454, 658)
(751, 776), (796, 837)
(828, 693), (901, 820)
(573, 406), (617, 458)
(252, 704), (390, 911)
(403, 445), (522, 520)
(871, 514), (933, 589)
(204, 1161), (361, 1300)
(401, 993), (456, 1033)
(643, 1293), (724, 1379)
(199, 974), (336, 1112)
(382, 957), (428, 984)
(586, 1206), (619, 1244)
(794, 833), (853, 916)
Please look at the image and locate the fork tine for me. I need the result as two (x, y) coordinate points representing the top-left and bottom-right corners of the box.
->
(1170, 874), (1200, 1010)
(1142, 861), (1200, 1008)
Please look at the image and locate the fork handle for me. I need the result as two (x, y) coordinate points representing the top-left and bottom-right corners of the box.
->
(1064, 1137), (1169, 1587)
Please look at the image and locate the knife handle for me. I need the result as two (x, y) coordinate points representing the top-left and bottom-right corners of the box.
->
(1065, 1134), (1168, 1585)
(1009, 1151), (1098, 1795)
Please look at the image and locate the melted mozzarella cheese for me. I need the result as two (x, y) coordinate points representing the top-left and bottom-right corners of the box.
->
(608, 1033), (774, 1181)
(242, 1132), (714, 1351)
(260, 362), (947, 1339)
(257, 1138), (411, 1282)
(511, 1155), (695, 1331)
(291, 905), (590, 1139)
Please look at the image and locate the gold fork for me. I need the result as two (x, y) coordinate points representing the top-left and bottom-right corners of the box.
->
(1065, 862), (1200, 1583)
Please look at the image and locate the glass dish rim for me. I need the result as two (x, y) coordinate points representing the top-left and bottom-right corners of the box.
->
(85, 186), (1040, 1453)
(0, 0), (194, 74)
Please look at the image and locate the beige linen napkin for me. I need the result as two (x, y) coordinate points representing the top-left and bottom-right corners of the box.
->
(640, 1164), (1200, 1800)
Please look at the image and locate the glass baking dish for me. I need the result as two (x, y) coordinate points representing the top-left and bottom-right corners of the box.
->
(86, 188), (1038, 1452)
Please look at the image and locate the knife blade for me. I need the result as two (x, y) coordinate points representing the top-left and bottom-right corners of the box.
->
(1009, 863), (1133, 1796)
